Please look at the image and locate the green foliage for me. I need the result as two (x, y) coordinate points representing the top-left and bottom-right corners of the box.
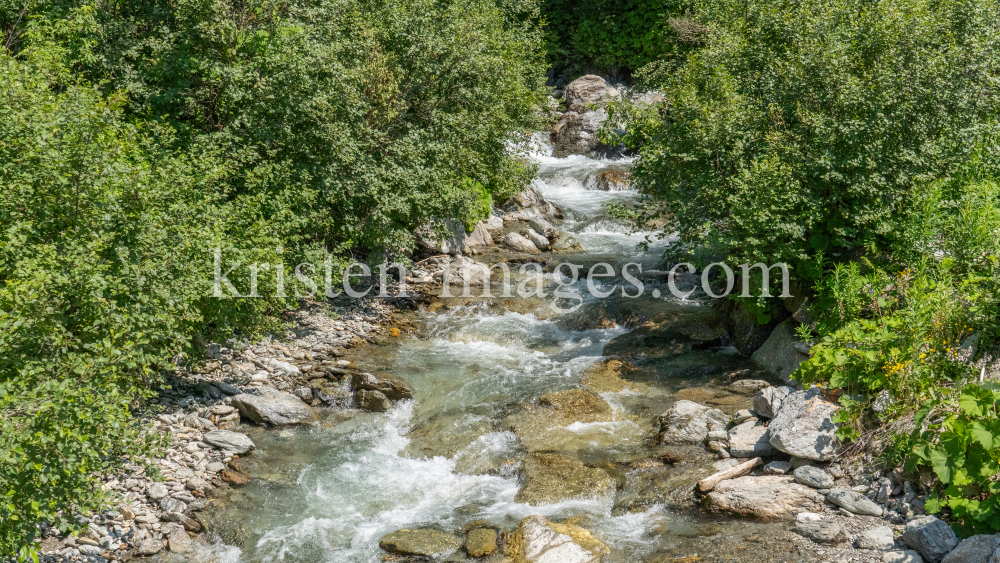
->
(541, 0), (699, 79)
(0, 0), (548, 554)
(615, 0), (1000, 280)
(907, 384), (1000, 536)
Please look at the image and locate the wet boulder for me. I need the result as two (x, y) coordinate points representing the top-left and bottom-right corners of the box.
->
(767, 388), (841, 461)
(503, 389), (637, 453)
(356, 389), (391, 412)
(553, 109), (613, 158)
(704, 475), (826, 520)
(230, 387), (312, 426)
(502, 232), (541, 254)
(523, 228), (551, 251)
(500, 185), (563, 224)
(657, 400), (728, 445)
(465, 528), (498, 557)
(515, 453), (615, 505)
(351, 372), (413, 401)
(505, 515), (609, 563)
(379, 529), (463, 558)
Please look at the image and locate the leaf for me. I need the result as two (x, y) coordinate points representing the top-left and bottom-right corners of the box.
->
(929, 446), (954, 484)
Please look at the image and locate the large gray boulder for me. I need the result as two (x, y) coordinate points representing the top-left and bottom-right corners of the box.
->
(231, 387), (312, 426)
(658, 400), (729, 444)
(752, 385), (793, 419)
(941, 535), (1000, 563)
(416, 219), (494, 255)
(752, 318), (811, 383)
(553, 109), (614, 157)
(768, 388), (841, 460)
(902, 516), (959, 563)
(501, 232), (541, 254)
(500, 185), (563, 224)
(563, 74), (620, 112)
(202, 430), (255, 455)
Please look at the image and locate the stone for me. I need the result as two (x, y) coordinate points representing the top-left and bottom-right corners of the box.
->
(730, 379), (770, 395)
(793, 466), (834, 489)
(884, 551), (926, 563)
(500, 185), (563, 224)
(186, 477), (210, 491)
(752, 386), (793, 419)
(231, 387), (312, 426)
(523, 228), (550, 251)
(940, 535), (1000, 563)
(147, 483), (169, 501)
(527, 216), (558, 240)
(767, 388), (841, 460)
(553, 109), (616, 158)
(136, 538), (164, 556)
(902, 516), (959, 563)
(751, 319), (811, 382)
(764, 461), (792, 475)
(727, 420), (776, 458)
(357, 389), (391, 412)
(210, 404), (236, 416)
(214, 381), (240, 395)
(826, 488), (884, 516)
(416, 218), (495, 254)
(351, 372), (413, 400)
(465, 528), (498, 557)
(78, 544), (103, 556)
(221, 468), (250, 485)
(563, 74), (620, 111)
(503, 389), (628, 453)
(705, 476), (825, 520)
(551, 232), (582, 252)
(379, 529), (463, 558)
(516, 453), (614, 505)
(794, 512), (849, 544)
(441, 255), (492, 287)
(207, 461), (226, 473)
(732, 409), (756, 425)
(502, 232), (541, 254)
(658, 400), (729, 444)
(507, 515), (609, 563)
(856, 526), (896, 551)
(135, 512), (159, 524)
(293, 387), (312, 401)
(159, 497), (187, 513)
(162, 512), (201, 532)
(202, 430), (255, 454)
(168, 529), (193, 553)
(592, 167), (630, 191)
(697, 457), (762, 492)
(264, 358), (300, 375)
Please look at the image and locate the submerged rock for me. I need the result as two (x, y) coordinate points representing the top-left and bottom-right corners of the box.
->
(767, 388), (841, 460)
(465, 528), (498, 558)
(704, 476), (825, 520)
(505, 515), (609, 563)
(351, 372), (413, 401)
(503, 389), (635, 453)
(230, 387), (312, 426)
(356, 389), (391, 412)
(516, 453), (614, 505)
(379, 528), (463, 558)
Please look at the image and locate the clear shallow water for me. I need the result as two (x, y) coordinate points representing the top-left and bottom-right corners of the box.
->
(187, 140), (779, 563)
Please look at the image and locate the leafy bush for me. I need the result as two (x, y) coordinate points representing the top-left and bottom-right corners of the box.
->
(614, 0), (1000, 280)
(907, 384), (1000, 535)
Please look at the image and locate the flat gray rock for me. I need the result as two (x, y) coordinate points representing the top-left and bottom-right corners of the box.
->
(728, 420), (776, 457)
(856, 526), (896, 551)
(658, 400), (729, 444)
(768, 388), (841, 461)
(793, 465), (834, 489)
(902, 516), (959, 563)
(231, 387), (311, 426)
(941, 535), (1000, 563)
(202, 430), (255, 454)
(794, 512), (849, 544)
(764, 460), (792, 475)
(826, 488), (883, 516)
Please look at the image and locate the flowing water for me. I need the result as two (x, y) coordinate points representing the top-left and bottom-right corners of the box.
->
(185, 139), (800, 563)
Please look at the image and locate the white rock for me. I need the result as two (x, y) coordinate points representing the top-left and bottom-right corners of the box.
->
(767, 388), (841, 461)
(728, 420), (776, 457)
(856, 526), (896, 551)
(501, 232), (541, 254)
(515, 515), (608, 563)
(884, 551), (926, 563)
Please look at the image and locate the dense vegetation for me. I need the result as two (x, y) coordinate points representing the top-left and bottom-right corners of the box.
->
(617, 0), (1000, 535)
(0, 0), (545, 554)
